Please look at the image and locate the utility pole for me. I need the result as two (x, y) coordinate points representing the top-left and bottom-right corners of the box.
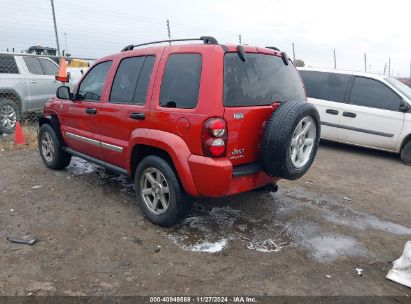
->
(166, 19), (171, 39)
(333, 49), (336, 69)
(388, 58), (391, 77)
(64, 32), (67, 54)
(238, 34), (242, 45)
(364, 53), (367, 72)
(292, 43), (296, 61)
(50, 0), (61, 56)
(409, 60), (411, 79)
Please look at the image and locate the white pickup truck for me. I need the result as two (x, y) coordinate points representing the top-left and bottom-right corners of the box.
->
(0, 53), (61, 134)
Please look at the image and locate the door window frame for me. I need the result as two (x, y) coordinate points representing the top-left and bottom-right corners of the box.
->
(109, 55), (155, 105)
(159, 52), (203, 110)
(300, 70), (354, 104)
(346, 76), (403, 112)
(75, 60), (113, 102)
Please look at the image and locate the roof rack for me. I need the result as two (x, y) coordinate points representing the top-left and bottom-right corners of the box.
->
(121, 36), (218, 52)
(265, 46), (280, 51)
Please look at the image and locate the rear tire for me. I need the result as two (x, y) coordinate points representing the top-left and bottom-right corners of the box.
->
(38, 124), (71, 170)
(400, 140), (411, 165)
(134, 156), (188, 227)
(0, 98), (19, 134)
(261, 101), (320, 180)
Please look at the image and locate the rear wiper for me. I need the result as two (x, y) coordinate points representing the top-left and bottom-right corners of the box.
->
(281, 52), (289, 65)
(237, 45), (247, 62)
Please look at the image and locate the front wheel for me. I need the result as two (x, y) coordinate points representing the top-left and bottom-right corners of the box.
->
(134, 156), (188, 227)
(400, 140), (411, 165)
(0, 98), (19, 134)
(38, 124), (71, 170)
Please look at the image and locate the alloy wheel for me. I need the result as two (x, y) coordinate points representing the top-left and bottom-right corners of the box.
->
(290, 116), (316, 168)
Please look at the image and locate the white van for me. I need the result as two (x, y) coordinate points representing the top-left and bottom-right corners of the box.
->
(298, 68), (411, 165)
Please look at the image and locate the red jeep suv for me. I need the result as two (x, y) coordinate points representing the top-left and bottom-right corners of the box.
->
(38, 36), (320, 226)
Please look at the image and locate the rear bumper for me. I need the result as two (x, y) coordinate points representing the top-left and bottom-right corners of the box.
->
(188, 155), (279, 197)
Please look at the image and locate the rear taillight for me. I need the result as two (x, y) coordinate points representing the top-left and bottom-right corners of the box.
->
(202, 117), (227, 157)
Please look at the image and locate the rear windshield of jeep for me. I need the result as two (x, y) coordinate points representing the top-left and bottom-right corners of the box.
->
(224, 53), (306, 107)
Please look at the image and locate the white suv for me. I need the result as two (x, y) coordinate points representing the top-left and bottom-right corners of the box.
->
(0, 53), (61, 134)
(298, 68), (411, 165)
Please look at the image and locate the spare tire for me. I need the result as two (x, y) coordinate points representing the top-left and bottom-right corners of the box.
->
(261, 101), (320, 180)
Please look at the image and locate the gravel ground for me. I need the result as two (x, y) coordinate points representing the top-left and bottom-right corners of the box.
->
(0, 141), (410, 296)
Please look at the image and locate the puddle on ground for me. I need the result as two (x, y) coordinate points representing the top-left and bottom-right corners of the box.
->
(301, 233), (368, 262)
(65, 158), (411, 261)
(168, 190), (411, 260)
(167, 206), (291, 254)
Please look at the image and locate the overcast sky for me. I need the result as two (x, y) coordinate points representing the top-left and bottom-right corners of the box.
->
(1, 0), (410, 76)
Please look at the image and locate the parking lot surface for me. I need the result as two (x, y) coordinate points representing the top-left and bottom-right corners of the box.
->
(0, 142), (410, 296)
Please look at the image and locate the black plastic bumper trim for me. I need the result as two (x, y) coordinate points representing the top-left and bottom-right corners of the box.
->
(232, 162), (262, 177)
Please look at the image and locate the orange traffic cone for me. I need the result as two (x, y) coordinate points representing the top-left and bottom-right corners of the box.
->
(14, 122), (26, 145)
(55, 58), (68, 83)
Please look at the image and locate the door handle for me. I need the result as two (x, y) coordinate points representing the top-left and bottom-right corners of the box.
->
(29, 80), (37, 83)
(85, 108), (97, 115)
(326, 109), (339, 115)
(342, 111), (357, 118)
(129, 112), (145, 120)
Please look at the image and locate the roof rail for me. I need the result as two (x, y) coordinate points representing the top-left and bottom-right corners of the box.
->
(121, 36), (218, 52)
(265, 46), (280, 51)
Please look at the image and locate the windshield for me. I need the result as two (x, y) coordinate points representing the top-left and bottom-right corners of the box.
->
(385, 77), (411, 101)
(223, 53), (306, 107)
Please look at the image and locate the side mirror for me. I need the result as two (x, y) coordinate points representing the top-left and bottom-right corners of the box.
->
(56, 86), (72, 100)
(400, 100), (411, 112)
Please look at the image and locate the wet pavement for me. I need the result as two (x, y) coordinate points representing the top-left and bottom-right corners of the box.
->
(65, 156), (411, 263)
(0, 143), (410, 296)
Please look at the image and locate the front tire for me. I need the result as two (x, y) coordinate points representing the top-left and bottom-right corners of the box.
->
(400, 140), (411, 165)
(134, 156), (188, 227)
(0, 98), (19, 134)
(38, 124), (71, 170)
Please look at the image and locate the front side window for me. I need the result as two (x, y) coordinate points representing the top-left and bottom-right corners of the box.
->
(160, 54), (202, 109)
(23, 57), (44, 75)
(110, 56), (155, 104)
(38, 58), (59, 75)
(349, 77), (402, 111)
(224, 53), (305, 107)
(299, 71), (351, 103)
(385, 77), (411, 101)
(77, 61), (112, 101)
(0, 55), (19, 74)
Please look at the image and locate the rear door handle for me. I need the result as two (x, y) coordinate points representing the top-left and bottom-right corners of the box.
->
(342, 111), (357, 118)
(85, 108), (97, 115)
(129, 112), (145, 120)
(29, 80), (37, 84)
(326, 109), (339, 115)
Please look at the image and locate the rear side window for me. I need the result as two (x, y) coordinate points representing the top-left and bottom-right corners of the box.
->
(38, 58), (59, 75)
(224, 53), (305, 107)
(23, 57), (44, 75)
(77, 61), (112, 102)
(110, 56), (155, 104)
(299, 71), (351, 103)
(160, 54), (202, 109)
(350, 77), (402, 111)
(0, 55), (19, 74)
